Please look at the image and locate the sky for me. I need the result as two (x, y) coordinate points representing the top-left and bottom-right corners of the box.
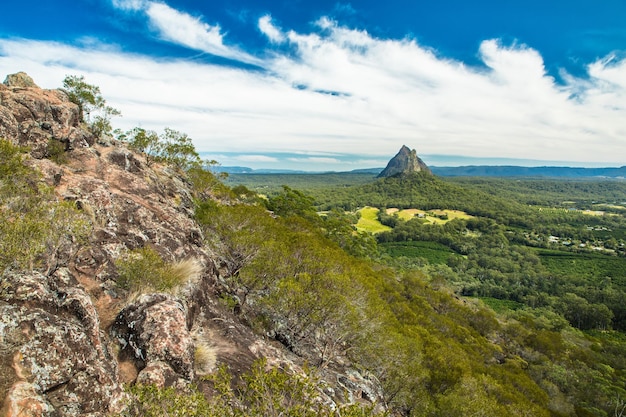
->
(0, 0), (625, 171)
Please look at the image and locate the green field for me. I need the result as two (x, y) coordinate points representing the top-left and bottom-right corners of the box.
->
(356, 207), (391, 233)
(379, 241), (458, 264)
(477, 297), (525, 313)
(536, 248), (626, 286)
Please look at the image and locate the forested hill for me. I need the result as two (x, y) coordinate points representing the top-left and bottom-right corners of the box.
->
(4, 72), (626, 417)
(312, 171), (535, 226)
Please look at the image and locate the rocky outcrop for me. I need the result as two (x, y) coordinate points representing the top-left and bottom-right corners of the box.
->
(377, 145), (431, 177)
(111, 293), (195, 388)
(3, 72), (39, 88)
(0, 270), (125, 416)
(1, 72), (90, 159)
(0, 72), (387, 415)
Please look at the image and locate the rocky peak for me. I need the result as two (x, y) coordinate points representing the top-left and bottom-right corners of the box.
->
(3, 72), (39, 88)
(377, 145), (431, 177)
(0, 73), (385, 415)
(0, 72), (90, 159)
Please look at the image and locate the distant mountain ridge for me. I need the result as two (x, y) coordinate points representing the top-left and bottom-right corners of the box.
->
(219, 165), (626, 178)
(430, 165), (626, 178)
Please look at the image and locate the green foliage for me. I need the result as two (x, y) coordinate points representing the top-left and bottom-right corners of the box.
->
(537, 249), (626, 287)
(62, 74), (120, 137)
(379, 241), (458, 265)
(46, 138), (68, 164)
(0, 139), (91, 273)
(120, 358), (386, 417)
(115, 246), (190, 293)
(119, 127), (201, 171)
(121, 384), (212, 417)
(160, 127), (201, 171)
(119, 127), (161, 165)
(265, 185), (318, 220)
(187, 163), (234, 200)
(477, 297), (524, 313)
(198, 171), (626, 416)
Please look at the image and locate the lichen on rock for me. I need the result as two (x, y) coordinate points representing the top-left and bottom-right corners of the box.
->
(0, 270), (125, 416)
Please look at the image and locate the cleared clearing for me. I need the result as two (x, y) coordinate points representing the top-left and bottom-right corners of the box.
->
(356, 207), (391, 234)
(358, 207), (474, 233)
(386, 208), (473, 224)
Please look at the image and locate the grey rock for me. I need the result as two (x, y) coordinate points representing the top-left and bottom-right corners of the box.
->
(111, 293), (195, 384)
(377, 145), (431, 177)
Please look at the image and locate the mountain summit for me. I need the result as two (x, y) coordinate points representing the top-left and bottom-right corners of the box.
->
(377, 145), (431, 177)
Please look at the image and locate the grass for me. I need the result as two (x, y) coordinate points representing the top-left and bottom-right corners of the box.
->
(356, 207), (391, 234)
(116, 247), (202, 294)
(386, 208), (474, 224)
(357, 207), (475, 234)
(193, 339), (216, 375)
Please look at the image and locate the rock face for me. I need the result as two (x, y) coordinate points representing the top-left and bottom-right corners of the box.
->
(0, 270), (125, 416)
(111, 293), (195, 387)
(377, 145), (431, 177)
(0, 72), (386, 415)
(0, 73), (90, 159)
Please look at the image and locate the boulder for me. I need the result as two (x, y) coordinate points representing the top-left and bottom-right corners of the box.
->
(111, 293), (195, 385)
(0, 72), (88, 159)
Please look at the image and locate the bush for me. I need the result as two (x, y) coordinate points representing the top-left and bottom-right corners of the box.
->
(115, 247), (198, 293)
(119, 358), (386, 417)
(0, 139), (90, 272)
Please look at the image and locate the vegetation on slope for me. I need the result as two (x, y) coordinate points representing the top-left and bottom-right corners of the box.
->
(0, 139), (90, 274)
(3, 76), (626, 417)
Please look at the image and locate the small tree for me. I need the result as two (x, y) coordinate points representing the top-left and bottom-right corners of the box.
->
(119, 127), (201, 171)
(62, 75), (120, 137)
(121, 127), (162, 166)
(160, 127), (201, 171)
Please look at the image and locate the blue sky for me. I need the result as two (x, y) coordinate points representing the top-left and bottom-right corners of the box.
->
(1, 0), (625, 170)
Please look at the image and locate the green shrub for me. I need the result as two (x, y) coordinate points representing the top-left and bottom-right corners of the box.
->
(0, 139), (90, 272)
(46, 139), (68, 164)
(119, 358), (386, 417)
(115, 247), (196, 293)
(121, 384), (214, 417)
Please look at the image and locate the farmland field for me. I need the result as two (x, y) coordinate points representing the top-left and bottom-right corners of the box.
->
(356, 207), (391, 233)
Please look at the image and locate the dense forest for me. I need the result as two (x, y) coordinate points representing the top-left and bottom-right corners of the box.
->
(224, 171), (626, 416)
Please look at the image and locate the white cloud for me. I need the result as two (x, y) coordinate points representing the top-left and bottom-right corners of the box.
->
(112, 0), (261, 65)
(287, 157), (342, 164)
(1, 15), (625, 169)
(258, 15), (285, 44)
(112, 0), (146, 11)
(237, 155), (279, 162)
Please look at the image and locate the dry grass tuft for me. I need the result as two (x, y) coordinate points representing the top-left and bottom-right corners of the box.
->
(168, 258), (203, 292)
(192, 327), (216, 376)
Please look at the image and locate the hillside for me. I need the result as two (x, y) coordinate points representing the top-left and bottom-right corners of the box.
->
(2, 73), (626, 417)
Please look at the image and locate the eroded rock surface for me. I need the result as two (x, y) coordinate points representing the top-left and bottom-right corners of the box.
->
(0, 75), (90, 159)
(0, 270), (125, 416)
(0, 72), (386, 415)
(111, 293), (194, 386)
